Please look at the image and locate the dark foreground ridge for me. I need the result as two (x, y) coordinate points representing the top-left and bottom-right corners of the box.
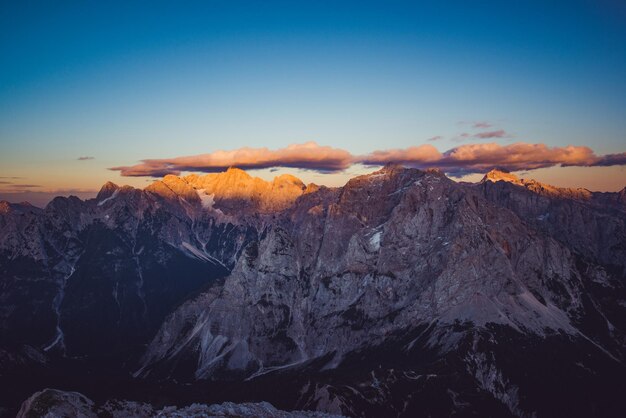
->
(16, 388), (345, 418)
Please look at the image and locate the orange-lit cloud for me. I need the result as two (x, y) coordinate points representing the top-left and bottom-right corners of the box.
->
(111, 142), (353, 177)
(362, 142), (615, 175)
(358, 144), (442, 166)
(111, 141), (626, 177)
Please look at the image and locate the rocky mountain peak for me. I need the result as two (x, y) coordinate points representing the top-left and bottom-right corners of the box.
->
(481, 169), (522, 185)
(183, 168), (309, 213)
(96, 181), (120, 200)
(225, 166), (253, 178)
(304, 183), (322, 194)
(0, 200), (42, 217)
(480, 169), (599, 203)
(0, 200), (11, 214)
(378, 162), (406, 174)
(145, 175), (200, 204)
(272, 173), (305, 187)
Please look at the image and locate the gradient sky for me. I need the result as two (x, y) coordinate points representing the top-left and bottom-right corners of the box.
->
(1, 0), (625, 206)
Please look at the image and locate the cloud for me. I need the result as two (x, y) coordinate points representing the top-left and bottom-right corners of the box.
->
(0, 180), (41, 191)
(473, 121), (492, 129)
(590, 152), (626, 167)
(110, 142), (354, 177)
(452, 129), (511, 142)
(358, 145), (442, 166)
(451, 132), (472, 142)
(359, 142), (615, 175)
(473, 129), (508, 139)
(427, 135), (443, 141)
(111, 141), (626, 178)
(77, 156), (95, 161)
(9, 184), (40, 188)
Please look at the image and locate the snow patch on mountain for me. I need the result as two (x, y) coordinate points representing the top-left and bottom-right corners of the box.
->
(180, 241), (227, 269)
(97, 189), (119, 206)
(369, 230), (382, 251)
(196, 189), (215, 210)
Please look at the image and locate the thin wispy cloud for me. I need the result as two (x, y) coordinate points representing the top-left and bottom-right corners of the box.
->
(2, 184), (41, 189)
(453, 133), (472, 141)
(472, 121), (493, 129)
(0, 179), (41, 192)
(77, 156), (95, 161)
(473, 129), (509, 139)
(452, 129), (511, 142)
(110, 141), (626, 178)
(427, 135), (443, 141)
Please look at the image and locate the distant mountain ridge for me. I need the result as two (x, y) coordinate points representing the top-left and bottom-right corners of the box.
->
(481, 168), (626, 206)
(0, 166), (624, 417)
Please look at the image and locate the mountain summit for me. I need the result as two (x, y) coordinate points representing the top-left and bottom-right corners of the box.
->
(143, 168), (309, 213)
(481, 168), (523, 185)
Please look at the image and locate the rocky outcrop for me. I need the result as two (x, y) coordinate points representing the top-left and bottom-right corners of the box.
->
(16, 389), (345, 418)
(17, 389), (96, 418)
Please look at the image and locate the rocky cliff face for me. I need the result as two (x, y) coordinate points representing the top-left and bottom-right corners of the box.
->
(141, 167), (602, 375)
(1, 167), (625, 417)
(477, 169), (626, 271)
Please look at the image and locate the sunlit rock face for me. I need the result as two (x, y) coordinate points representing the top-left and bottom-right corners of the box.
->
(184, 167), (308, 213)
(1, 166), (625, 417)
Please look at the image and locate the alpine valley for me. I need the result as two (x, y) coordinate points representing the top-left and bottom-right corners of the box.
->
(1, 166), (625, 417)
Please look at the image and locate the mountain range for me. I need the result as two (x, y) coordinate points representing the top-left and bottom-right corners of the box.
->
(1, 166), (625, 417)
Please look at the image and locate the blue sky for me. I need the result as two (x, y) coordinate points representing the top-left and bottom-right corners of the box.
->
(1, 0), (625, 205)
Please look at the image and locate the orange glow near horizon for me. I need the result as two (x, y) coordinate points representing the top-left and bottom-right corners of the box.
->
(1, 163), (624, 208)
